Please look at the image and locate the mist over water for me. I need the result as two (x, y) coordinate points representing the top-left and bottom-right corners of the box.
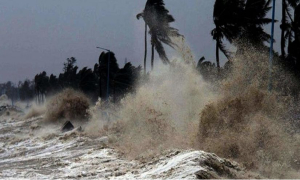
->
(16, 38), (300, 178)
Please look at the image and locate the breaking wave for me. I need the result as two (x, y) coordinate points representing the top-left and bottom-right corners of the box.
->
(80, 44), (300, 177)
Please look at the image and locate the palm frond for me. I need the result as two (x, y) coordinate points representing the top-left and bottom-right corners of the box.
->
(286, 5), (294, 23)
(287, 0), (300, 8)
(265, 0), (272, 8)
(218, 40), (231, 59)
(141, 0), (182, 64)
(152, 36), (169, 64)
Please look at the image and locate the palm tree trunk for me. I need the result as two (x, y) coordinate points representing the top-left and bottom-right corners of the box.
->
(216, 39), (220, 71)
(151, 44), (154, 71)
(281, 0), (286, 58)
(144, 23), (147, 75)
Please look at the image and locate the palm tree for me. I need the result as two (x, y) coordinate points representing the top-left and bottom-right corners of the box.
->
(211, 0), (243, 70)
(137, 0), (182, 71)
(238, 0), (273, 46)
(281, 0), (300, 58)
(212, 0), (273, 69)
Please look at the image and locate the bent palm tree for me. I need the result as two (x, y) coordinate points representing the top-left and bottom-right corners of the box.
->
(211, 0), (243, 69)
(137, 0), (182, 71)
(212, 0), (274, 69)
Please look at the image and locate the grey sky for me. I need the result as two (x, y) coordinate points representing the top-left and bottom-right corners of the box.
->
(0, 0), (282, 83)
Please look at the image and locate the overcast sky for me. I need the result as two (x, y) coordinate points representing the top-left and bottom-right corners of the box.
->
(0, 0), (282, 83)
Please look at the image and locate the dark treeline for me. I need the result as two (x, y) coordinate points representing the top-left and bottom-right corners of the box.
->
(34, 52), (141, 104)
(0, 52), (141, 105)
(1, 0), (300, 104)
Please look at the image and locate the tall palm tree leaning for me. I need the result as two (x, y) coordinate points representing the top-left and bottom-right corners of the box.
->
(211, 0), (243, 70)
(281, 0), (300, 59)
(137, 0), (182, 71)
